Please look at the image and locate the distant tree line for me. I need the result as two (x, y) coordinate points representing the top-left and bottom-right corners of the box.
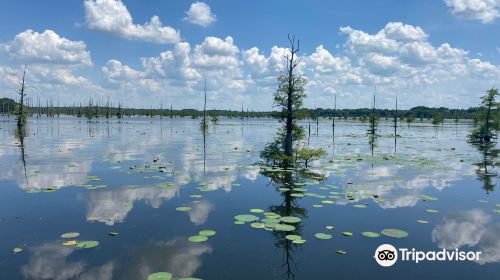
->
(0, 96), (496, 121)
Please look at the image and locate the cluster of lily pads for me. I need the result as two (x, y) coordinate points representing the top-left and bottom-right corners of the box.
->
(234, 209), (301, 233)
(188, 229), (216, 243)
(60, 232), (100, 249)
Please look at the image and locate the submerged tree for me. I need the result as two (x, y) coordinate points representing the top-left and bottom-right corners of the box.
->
(13, 65), (28, 127)
(260, 35), (324, 167)
(469, 88), (499, 143)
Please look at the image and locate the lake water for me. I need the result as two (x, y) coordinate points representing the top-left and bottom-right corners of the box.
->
(0, 116), (498, 280)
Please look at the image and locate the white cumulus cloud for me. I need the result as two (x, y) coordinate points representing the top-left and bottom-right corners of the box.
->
(444, 0), (500, 23)
(84, 0), (180, 44)
(0, 29), (91, 65)
(185, 1), (216, 27)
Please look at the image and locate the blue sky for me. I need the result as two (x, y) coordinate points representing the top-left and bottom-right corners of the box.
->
(0, 0), (499, 110)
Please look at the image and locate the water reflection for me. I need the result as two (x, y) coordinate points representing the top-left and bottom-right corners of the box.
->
(432, 209), (500, 265)
(260, 167), (325, 279)
(20, 238), (211, 280)
(470, 142), (498, 193)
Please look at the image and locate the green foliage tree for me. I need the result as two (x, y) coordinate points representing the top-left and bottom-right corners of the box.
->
(260, 35), (324, 168)
(469, 88), (499, 143)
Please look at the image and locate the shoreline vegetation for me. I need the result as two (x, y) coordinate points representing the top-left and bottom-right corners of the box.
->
(0, 96), (494, 122)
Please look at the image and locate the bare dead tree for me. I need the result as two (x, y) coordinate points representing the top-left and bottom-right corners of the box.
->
(284, 34), (302, 161)
(14, 65), (28, 127)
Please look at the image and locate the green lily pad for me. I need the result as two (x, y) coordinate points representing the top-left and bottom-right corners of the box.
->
(62, 240), (78, 246)
(421, 195), (438, 201)
(13, 248), (23, 253)
(250, 208), (264, 213)
(290, 193), (304, 197)
(321, 200), (334, 204)
(108, 232), (119, 236)
(342, 232), (353, 236)
(426, 209), (439, 213)
(76, 241), (99, 248)
(261, 218), (280, 224)
(381, 228), (409, 238)
(176, 206), (192, 212)
(147, 272), (173, 280)
(273, 224), (296, 231)
(292, 239), (306, 244)
(199, 230), (216, 237)
(234, 214), (259, 222)
(315, 233), (332, 240)
(361, 231), (380, 238)
(188, 235), (208, 243)
(285, 235), (302, 241)
(250, 223), (265, 229)
(189, 195), (202, 198)
(234, 220), (245, 225)
(61, 232), (80, 239)
(279, 216), (302, 224)
(417, 220), (429, 224)
(353, 204), (367, 208)
(312, 204), (323, 208)
(326, 225), (335, 230)
(493, 210), (500, 214)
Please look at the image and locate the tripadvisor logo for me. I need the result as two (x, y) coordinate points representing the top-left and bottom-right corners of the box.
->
(374, 244), (482, 267)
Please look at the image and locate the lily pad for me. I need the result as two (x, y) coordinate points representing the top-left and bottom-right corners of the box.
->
(108, 232), (119, 236)
(189, 195), (202, 199)
(353, 204), (367, 208)
(279, 216), (302, 224)
(312, 204), (323, 208)
(188, 235), (208, 243)
(290, 193), (304, 197)
(361, 231), (380, 238)
(315, 233), (332, 240)
(76, 241), (99, 248)
(321, 200), (334, 204)
(325, 225), (335, 230)
(250, 208), (264, 213)
(426, 209), (439, 213)
(292, 239), (306, 244)
(13, 248), (23, 253)
(234, 220), (245, 225)
(61, 232), (80, 239)
(199, 230), (216, 237)
(273, 224), (296, 231)
(250, 223), (265, 229)
(285, 235), (302, 241)
(417, 220), (429, 224)
(62, 240), (78, 246)
(176, 206), (192, 212)
(147, 272), (173, 280)
(261, 218), (280, 224)
(421, 195), (438, 201)
(381, 228), (409, 238)
(234, 214), (260, 222)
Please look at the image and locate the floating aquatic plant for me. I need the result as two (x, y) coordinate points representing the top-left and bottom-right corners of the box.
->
(315, 233), (332, 240)
(147, 272), (173, 280)
(76, 241), (99, 248)
(188, 235), (208, 243)
(61, 232), (80, 239)
(381, 229), (408, 238)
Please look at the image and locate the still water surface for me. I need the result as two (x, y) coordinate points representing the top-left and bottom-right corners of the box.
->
(0, 116), (498, 279)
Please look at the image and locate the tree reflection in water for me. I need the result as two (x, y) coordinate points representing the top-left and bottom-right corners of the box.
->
(260, 167), (325, 280)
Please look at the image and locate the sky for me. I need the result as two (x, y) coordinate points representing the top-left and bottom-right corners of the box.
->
(0, 0), (499, 110)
